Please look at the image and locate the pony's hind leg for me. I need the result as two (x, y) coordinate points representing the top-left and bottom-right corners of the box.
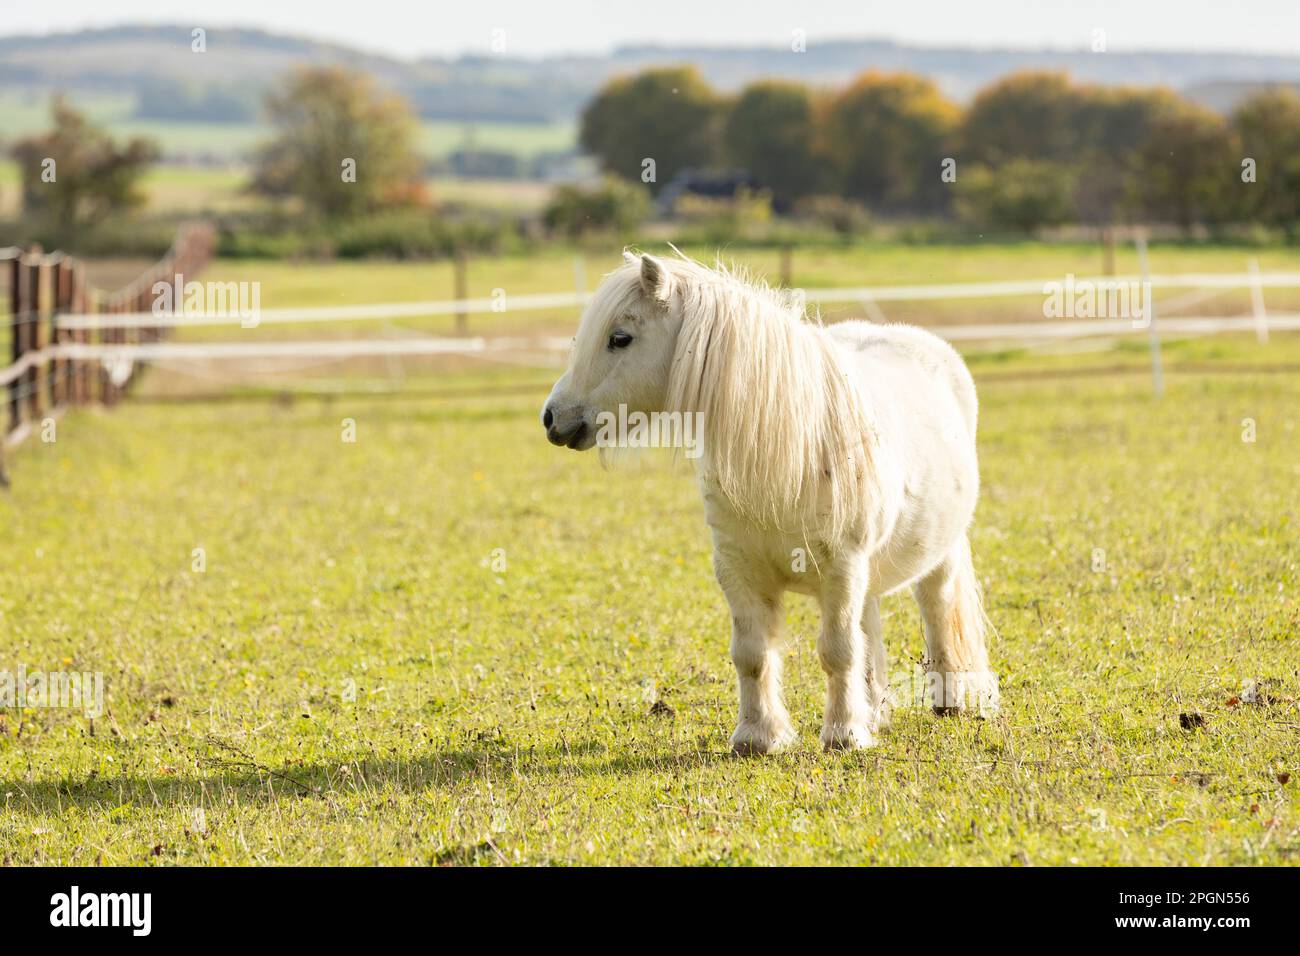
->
(818, 556), (876, 750)
(913, 535), (998, 716)
(717, 558), (796, 755)
(862, 597), (892, 732)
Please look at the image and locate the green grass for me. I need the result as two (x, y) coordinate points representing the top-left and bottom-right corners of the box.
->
(0, 334), (1297, 865)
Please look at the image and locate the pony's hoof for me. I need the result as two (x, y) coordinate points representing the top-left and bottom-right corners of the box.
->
(820, 723), (877, 752)
(928, 670), (1000, 717)
(730, 721), (796, 756)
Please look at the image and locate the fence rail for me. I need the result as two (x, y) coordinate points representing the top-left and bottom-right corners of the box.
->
(22, 315), (1300, 365)
(49, 268), (1300, 330)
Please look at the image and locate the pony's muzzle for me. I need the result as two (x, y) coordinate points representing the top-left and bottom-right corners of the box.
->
(542, 403), (591, 450)
(547, 421), (589, 449)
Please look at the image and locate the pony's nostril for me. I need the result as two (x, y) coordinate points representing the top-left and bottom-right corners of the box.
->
(566, 422), (588, 449)
(542, 407), (554, 429)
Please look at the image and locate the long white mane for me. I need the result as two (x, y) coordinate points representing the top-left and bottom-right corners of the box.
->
(657, 256), (882, 544)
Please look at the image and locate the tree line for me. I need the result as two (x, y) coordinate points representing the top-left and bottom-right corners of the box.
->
(580, 66), (1300, 236)
(12, 64), (1300, 253)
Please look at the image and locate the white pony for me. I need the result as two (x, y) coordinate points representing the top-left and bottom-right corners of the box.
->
(543, 252), (997, 754)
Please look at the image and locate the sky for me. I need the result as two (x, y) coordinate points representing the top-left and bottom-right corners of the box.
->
(2, 0), (1299, 59)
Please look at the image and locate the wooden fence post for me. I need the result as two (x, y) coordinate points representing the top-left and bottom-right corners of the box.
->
(112, 298), (124, 405)
(454, 250), (468, 335)
(51, 254), (71, 409)
(70, 259), (87, 406)
(6, 249), (21, 434)
(113, 297), (123, 405)
(130, 282), (144, 391)
(779, 243), (794, 288)
(26, 251), (46, 423)
(101, 297), (115, 407)
(86, 287), (100, 406)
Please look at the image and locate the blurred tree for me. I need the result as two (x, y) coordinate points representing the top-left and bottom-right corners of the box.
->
(579, 67), (724, 195)
(724, 80), (825, 204)
(1069, 85), (1176, 227)
(960, 71), (1086, 164)
(251, 67), (425, 219)
(1232, 88), (1300, 240)
(11, 97), (159, 230)
(1073, 85), (1176, 155)
(954, 160), (1076, 234)
(823, 71), (957, 214)
(1131, 98), (1240, 234)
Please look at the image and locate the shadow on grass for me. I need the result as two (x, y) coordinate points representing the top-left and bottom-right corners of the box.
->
(1, 737), (732, 817)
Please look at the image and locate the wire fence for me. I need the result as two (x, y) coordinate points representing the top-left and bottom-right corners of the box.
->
(0, 223), (216, 473)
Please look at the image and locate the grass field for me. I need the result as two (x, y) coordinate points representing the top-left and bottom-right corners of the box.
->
(189, 242), (1300, 340)
(0, 90), (578, 163)
(1, 332), (1297, 865)
(0, 162), (555, 218)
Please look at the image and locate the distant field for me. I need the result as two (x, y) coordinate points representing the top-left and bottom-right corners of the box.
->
(429, 177), (553, 213)
(0, 89), (135, 130)
(0, 161), (552, 218)
(0, 161), (254, 218)
(0, 90), (577, 162)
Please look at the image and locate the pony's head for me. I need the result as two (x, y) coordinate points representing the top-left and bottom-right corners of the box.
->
(543, 250), (882, 542)
(542, 252), (682, 450)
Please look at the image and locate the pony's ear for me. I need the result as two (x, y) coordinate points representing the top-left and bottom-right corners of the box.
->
(639, 254), (674, 303)
(622, 250), (639, 266)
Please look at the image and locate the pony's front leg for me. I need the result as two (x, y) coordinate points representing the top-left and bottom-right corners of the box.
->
(716, 557), (795, 756)
(818, 557), (876, 750)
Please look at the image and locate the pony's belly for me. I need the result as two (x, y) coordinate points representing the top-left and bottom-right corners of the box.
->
(766, 534), (940, 597)
(701, 428), (978, 599)
(867, 474), (979, 594)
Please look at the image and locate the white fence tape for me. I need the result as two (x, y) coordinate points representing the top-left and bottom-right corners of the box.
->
(12, 316), (1294, 370)
(50, 336), (573, 361)
(51, 271), (1300, 331)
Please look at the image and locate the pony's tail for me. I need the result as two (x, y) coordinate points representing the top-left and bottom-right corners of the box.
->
(944, 536), (999, 715)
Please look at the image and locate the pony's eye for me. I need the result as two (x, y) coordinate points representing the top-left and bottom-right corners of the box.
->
(608, 330), (634, 350)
